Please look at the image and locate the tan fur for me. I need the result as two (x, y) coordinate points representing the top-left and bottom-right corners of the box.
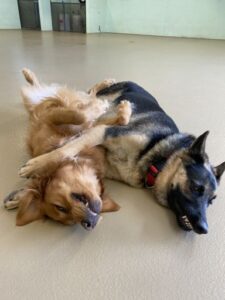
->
(6, 69), (133, 227)
(154, 150), (197, 207)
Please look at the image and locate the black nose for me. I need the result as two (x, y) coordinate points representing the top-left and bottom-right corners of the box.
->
(82, 221), (92, 230)
(81, 209), (100, 230)
(195, 221), (208, 234)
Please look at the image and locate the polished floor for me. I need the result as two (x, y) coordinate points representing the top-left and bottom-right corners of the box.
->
(0, 30), (225, 300)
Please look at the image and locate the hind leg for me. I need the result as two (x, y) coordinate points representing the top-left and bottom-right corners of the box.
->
(21, 68), (61, 114)
(22, 68), (41, 87)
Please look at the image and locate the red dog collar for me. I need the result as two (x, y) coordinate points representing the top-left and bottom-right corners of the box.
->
(145, 165), (159, 188)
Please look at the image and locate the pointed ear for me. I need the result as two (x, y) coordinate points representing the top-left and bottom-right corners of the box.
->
(16, 192), (43, 226)
(101, 194), (120, 213)
(214, 162), (225, 182)
(189, 131), (209, 160)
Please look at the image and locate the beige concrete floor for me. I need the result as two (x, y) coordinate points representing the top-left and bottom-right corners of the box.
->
(0, 30), (225, 300)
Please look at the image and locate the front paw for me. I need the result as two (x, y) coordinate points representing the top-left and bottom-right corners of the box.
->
(19, 154), (50, 178)
(103, 78), (116, 87)
(4, 190), (23, 210)
(117, 100), (132, 125)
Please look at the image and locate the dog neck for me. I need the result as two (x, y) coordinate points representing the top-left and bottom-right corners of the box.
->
(138, 133), (195, 202)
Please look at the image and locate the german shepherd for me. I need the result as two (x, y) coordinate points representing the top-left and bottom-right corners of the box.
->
(19, 81), (225, 234)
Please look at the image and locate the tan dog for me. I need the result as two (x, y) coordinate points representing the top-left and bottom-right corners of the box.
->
(4, 69), (132, 230)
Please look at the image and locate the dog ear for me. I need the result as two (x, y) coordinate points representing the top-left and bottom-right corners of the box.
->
(213, 162), (225, 182)
(188, 131), (209, 160)
(16, 190), (43, 226)
(101, 194), (120, 213)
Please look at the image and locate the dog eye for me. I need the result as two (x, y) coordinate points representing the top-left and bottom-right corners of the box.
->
(190, 182), (205, 195)
(54, 204), (68, 213)
(208, 195), (216, 205)
(71, 193), (88, 205)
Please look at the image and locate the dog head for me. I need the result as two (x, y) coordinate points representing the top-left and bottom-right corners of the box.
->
(16, 163), (120, 230)
(165, 131), (225, 234)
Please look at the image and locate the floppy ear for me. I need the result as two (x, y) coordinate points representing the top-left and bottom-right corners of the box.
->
(214, 162), (225, 182)
(101, 194), (120, 213)
(189, 131), (209, 159)
(16, 191), (43, 226)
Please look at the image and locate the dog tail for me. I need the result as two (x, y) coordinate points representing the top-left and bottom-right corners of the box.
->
(96, 82), (128, 96)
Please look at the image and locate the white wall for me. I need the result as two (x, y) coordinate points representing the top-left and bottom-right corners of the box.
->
(86, 0), (225, 40)
(0, 0), (20, 29)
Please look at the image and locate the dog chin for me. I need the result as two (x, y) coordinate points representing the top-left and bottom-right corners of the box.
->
(177, 214), (208, 234)
(177, 215), (193, 231)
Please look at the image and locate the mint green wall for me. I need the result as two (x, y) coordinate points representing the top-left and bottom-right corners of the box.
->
(86, 0), (105, 33)
(39, 0), (52, 31)
(86, 0), (225, 39)
(0, 0), (52, 31)
(0, 0), (20, 29)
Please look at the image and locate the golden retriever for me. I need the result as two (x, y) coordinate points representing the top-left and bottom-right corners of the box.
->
(4, 69), (132, 230)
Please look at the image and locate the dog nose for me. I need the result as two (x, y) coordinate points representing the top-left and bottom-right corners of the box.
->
(195, 221), (208, 234)
(89, 200), (101, 214)
(81, 209), (100, 230)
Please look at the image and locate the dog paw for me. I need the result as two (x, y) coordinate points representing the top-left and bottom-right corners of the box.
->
(103, 78), (116, 87)
(117, 100), (132, 125)
(19, 155), (50, 178)
(4, 190), (22, 210)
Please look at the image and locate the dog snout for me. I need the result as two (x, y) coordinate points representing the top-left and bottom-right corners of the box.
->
(81, 209), (100, 230)
(194, 220), (208, 234)
(88, 199), (102, 214)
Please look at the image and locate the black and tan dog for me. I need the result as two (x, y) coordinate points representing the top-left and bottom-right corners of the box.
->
(19, 81), (225, 234)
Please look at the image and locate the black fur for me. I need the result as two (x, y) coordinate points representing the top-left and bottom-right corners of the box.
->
(167, 186), (209, 234)
(105, 82), (179, 143)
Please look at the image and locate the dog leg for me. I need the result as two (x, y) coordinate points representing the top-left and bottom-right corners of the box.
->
(22, 68), (41, 87)
(19, 100), (132, 178)
(49, 108), (93, 136)
(116, 100), (132, 125)
(47, 108), (86, 126)
(19, 125), (107, 178)
(21, 69), (60, 113)
(4, 189), (25, 210)
(94, 100), (132, 126)
(88, 79), (116, 96)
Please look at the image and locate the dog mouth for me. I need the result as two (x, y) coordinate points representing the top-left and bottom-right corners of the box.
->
(178, 215), (193, 231)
